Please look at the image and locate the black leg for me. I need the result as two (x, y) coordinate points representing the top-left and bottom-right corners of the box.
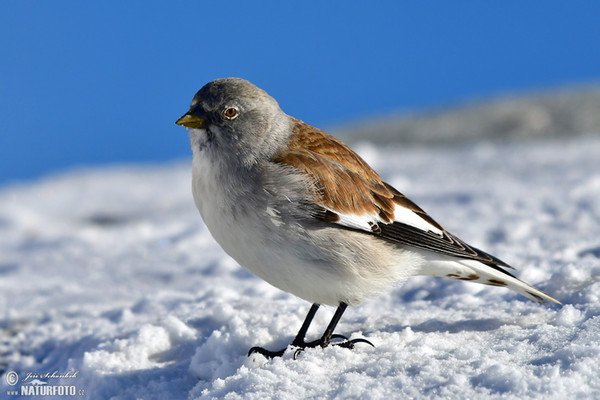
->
(291, 303), (320, 347)
(248, 303), (320, 358)
(295, 302), (374, 358)
(319, 302), (348, 347)
(248, 302), (374, 359)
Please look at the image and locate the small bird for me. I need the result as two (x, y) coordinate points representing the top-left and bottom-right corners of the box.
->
(176, 78), (562, 358)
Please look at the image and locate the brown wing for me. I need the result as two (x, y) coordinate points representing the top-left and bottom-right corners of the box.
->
(272, 118), (442, 228)
(271, 118), (512, 269)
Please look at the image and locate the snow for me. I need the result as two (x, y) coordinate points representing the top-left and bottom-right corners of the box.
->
(1, 136), (600, 399)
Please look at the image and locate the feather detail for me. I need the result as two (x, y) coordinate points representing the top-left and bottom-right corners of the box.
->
(273, 118), (443, 234)
(271, 118), (562, 306)
(420, 254), (562, 305)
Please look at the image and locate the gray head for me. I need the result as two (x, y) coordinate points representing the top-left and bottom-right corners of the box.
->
(176, 78), (292, 168)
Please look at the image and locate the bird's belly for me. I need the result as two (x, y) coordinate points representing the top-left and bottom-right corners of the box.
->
(191, 156), (419, 306)
(191, 158), (334, 302)
(195, 190), (339, 304)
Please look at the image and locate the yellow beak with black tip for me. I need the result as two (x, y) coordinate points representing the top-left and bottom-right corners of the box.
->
(175, 112), (207, 129)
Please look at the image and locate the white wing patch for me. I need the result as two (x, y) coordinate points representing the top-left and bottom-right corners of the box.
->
(327, 203), (444, 236)
(392, 204), (443, 235)
(333, 211), (375, 232)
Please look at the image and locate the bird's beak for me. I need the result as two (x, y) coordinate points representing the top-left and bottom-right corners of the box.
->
(175, 111), (208, 129)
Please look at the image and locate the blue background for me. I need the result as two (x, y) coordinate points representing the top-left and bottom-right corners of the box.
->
(1, 2), (599, 185)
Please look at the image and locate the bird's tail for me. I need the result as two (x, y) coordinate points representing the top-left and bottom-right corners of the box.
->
(420, 255), (562, 305)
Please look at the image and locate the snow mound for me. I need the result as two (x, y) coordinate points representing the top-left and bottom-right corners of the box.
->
(1, 137), (599, 399)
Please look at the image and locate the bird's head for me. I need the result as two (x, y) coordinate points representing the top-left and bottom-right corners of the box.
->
(176, 78), (292, 168)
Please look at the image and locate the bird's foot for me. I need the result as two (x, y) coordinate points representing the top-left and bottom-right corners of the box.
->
(248, 334), (374, 359)
(292, 335), (374, 359)
(247, 346), (286, 358)
(331, 337), (375, 350)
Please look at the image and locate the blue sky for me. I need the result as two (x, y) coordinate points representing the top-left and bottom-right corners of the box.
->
(1, 2), (599, 185)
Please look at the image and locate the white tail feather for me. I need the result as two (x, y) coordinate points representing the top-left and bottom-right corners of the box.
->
(420, 254), (562, 305)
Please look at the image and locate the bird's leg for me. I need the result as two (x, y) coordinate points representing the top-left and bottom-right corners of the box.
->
(295, 302), (374, 358)
(248, 302), (374, 359)
(248, 303), (320, 358)
(301, 302), (347, 348)
(290, 303), (320, 347)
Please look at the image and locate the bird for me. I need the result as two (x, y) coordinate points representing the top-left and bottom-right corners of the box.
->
(175, 78), (562, 359)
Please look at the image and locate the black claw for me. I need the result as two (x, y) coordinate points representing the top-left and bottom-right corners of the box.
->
(247, 346), (286, 358)
(293, 347), (304, 360)
(334, 337), (375, 349)
(330, 333), (349, 341)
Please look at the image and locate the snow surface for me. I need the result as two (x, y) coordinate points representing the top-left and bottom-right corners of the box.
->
(1, 136), (600, 399)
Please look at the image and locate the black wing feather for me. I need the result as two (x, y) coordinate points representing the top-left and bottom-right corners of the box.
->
(375, 222), (515, 272)
(310, 203), (516, 276)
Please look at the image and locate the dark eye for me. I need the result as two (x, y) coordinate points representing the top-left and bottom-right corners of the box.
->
(224, 107), (238, 120)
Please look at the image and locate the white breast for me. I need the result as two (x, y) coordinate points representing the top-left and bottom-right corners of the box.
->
(189, 131), (423, 306)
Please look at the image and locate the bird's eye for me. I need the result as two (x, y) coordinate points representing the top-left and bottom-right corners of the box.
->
(224, 107), (239, 120)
